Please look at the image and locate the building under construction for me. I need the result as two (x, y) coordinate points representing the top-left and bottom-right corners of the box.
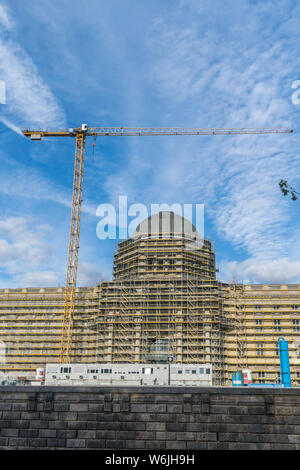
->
(0, 211), (299, 386)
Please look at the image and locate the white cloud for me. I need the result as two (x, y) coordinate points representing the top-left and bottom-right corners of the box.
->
(14, 270), (59, 288)
(220, 257), (300, 284)
(0, 0), (299, 289)
(0, 161), (97, 216)
(0, 116), (22, 135)
(142, 3), (299, 267)
(0, 216), (52, 276)
(0, 3), (13, 31)
(0, 3), (66, 132)
(77, 262), (106, 287)
(0, 215), (108, 288)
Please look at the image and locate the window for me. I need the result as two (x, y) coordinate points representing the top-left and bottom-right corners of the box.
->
(142, 368), (153, 375)
(257, 343), (264, 356)
(199, 368), (204, 374)
(275, 327), (281, 332)
(185, 370), (190, 374)
(255, 305), (262, 310)
(274, 319), (281, 325)
(293, 327), (300, 332)
(276, 373), (281, 383)
(256, 320), (262, 325)
(192, 370), (196, 374)
(273, 305), (280, 310)
(292, 305), (298, 310)
(258, 372), (265, 378)
(294, 343), (300, 357)
(206, 369), (211, 374)
(60, 367), (71, 374)
(177, 370), (183, 374)
(293, 320), (299, 325)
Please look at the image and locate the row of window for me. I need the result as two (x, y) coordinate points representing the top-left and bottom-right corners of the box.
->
(60, 367), (211, 376)
(255, 319), (299, 324)
(254, 305), (299, 310)
(177, 368), (210, 375)
(257, 372), (300, 378)
(255, 327), (300, 332)
(60, 367), (112, 375)
(61, 367), (158, 375)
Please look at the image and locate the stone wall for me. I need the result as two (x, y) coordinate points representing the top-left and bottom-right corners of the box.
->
(0, 386), (299, 450)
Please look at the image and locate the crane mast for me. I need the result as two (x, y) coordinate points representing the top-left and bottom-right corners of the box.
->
(60, 133), (85, 363)
(23, 124), (294, 363)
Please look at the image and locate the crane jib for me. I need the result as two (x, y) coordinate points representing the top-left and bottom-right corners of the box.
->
(23, 127), (294, 139)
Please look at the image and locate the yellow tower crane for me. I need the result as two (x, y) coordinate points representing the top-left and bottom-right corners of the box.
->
(23, 124), (294, 363)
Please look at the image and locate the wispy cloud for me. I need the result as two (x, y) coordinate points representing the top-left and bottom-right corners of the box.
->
(13, 270), (60, 288)
(220, 257), (300, 284)
(0, 3), (13, 31)
(0, 215), (105, 287)
(0, 216), (54, 285)
(77, 262), (106, 287)
(0, 2), (66, 132)
(0, 159), (97, 216)
(138, 2), (300, 282)
(1, 0), (300, 287)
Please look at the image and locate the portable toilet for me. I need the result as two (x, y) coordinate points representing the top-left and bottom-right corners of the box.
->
(232, 371), (244, 386)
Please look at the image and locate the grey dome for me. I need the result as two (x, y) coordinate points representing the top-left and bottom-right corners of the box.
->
(132, 211), (201, 240)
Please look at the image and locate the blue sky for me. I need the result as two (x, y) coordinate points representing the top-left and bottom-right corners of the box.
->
(0, 0), (300, 287)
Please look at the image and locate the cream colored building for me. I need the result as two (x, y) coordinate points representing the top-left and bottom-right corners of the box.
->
(0, 212), (299, 385)
(224, 283), (300, 385)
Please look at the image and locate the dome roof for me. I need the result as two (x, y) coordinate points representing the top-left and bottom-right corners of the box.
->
(132, 211), (201, 240)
